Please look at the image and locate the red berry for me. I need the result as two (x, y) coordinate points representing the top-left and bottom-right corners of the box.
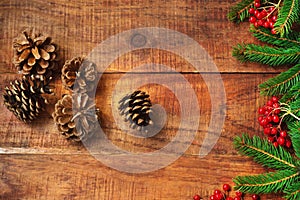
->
(233, 197), (241, 200)
(263, 21), (270, 28)
(274, 108), (281, 114)
(273, 142), (279, 148)
(269, 21), (275, 28)
(252, 194), (260, 200)
(256, 12), (263, 20)
(193, 194), (201, 200)
(264, 110), (270, 116)
(272, 15), (278, 22)
(254, 10), (259, 16)
(258, 107), (265, 114)
(235, 191), (243, 197)
(214, 190), (222, 195)
(255, 0), (260, 2)
(273, 102), (280, 108)
(260, 118), (268, 126)
(261, 10), (268, 17)
(272, 96), (279, 103)
(277, 137), (285, 146)
(254, 2), (261, 7)
(223, 184), (231, 191)
(267, 100), (273, 106)
(226, 198), (234, 200)
(264, 127), (271, 135)
(271, 28), (277, 34)
(249, 8), (255, 14)
(271, 127), (277, 135)
(286, 139), (292, 148)
(257, 20), (264, 26)
(272, 115), (280, 123)
(268, 6), (275, 12)
(215, 193), (224, 200)
(280, 130), (287, 138)
(266, 116), (272, 123)
(268, 136), (275, 143)
(258, 116), (263, 122)
(249, 16), (257, 23)
(267, 106), (273, 111)
(210, 195), (216, 200)
(254, 21), (259, 28)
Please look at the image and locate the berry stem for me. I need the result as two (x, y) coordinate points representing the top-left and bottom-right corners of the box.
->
(265, 0), (281, 18)
(279, 102), (300, 121)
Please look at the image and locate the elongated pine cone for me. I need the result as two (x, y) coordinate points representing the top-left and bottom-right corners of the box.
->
(52, 94), (100, 141)
(3, 76), (53, 122)
(61, 57), (97, 93)
(13, 28), (58, 80)
(118, 90), (153, 131)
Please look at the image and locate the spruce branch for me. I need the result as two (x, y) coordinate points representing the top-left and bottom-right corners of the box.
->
(280, 81), (300, 103)
(234, 169), (299, 194)
(250, 26), (300, 48)
(227, 0), (254, 23)
(274, 0), (300, 37)
(259, 64), (300, 96)
(284, 182), (300, 200)
(289, 99), (300, 119)
(232, 44), (300, 66)
(288, 121), (300, 158)
(234, 134), (297, 170)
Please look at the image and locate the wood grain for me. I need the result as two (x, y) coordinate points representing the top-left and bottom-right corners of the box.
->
(0, 0), (285, 199)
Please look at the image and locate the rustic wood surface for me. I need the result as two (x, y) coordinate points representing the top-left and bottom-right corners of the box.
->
(0, 0), (286, 199)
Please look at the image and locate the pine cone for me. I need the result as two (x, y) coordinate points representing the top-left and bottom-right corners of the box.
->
(61, 57), (97, 93)
(3, 76), (53, 122)
(118, 90), (153, 131)
(13, 28), (58, 80)
(52, 93), (100, 141)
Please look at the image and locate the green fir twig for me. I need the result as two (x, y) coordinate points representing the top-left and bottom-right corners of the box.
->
(251, 26), (300, 48)
(284, 182), (300, 200)
(284, 99), (300, 122)
(227, 0), (254, 23)
(280, 81), (300, 103)
(234, 169), (299, 194)
(234, 134), (297, 170)
(274, 0), (300, 37)
(288, 121), (300, 158)
(233, 134), (300, 197)
(259, 64), (300, 96)
(233, 44), (300, 66)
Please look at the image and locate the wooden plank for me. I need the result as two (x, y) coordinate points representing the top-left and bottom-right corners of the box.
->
(1, 73), (272, 156)
(0, 154), (282, 200)
(0, 0), (288, 73)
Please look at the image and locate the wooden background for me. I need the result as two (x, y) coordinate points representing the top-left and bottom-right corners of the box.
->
(0, 0), (289, 199)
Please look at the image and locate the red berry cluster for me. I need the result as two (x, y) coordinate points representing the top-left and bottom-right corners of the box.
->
(193, 184), (259, 200)
(248, 0), (278, 34)
(258, 96), (292, 148)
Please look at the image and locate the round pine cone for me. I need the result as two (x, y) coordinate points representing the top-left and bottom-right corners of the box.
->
(52, 94), (100, 141)
(13, 28), (58, 80)
(3, 76), (53, 122)
(118, 90), (153, 131)
(61, 57), (97, 93)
